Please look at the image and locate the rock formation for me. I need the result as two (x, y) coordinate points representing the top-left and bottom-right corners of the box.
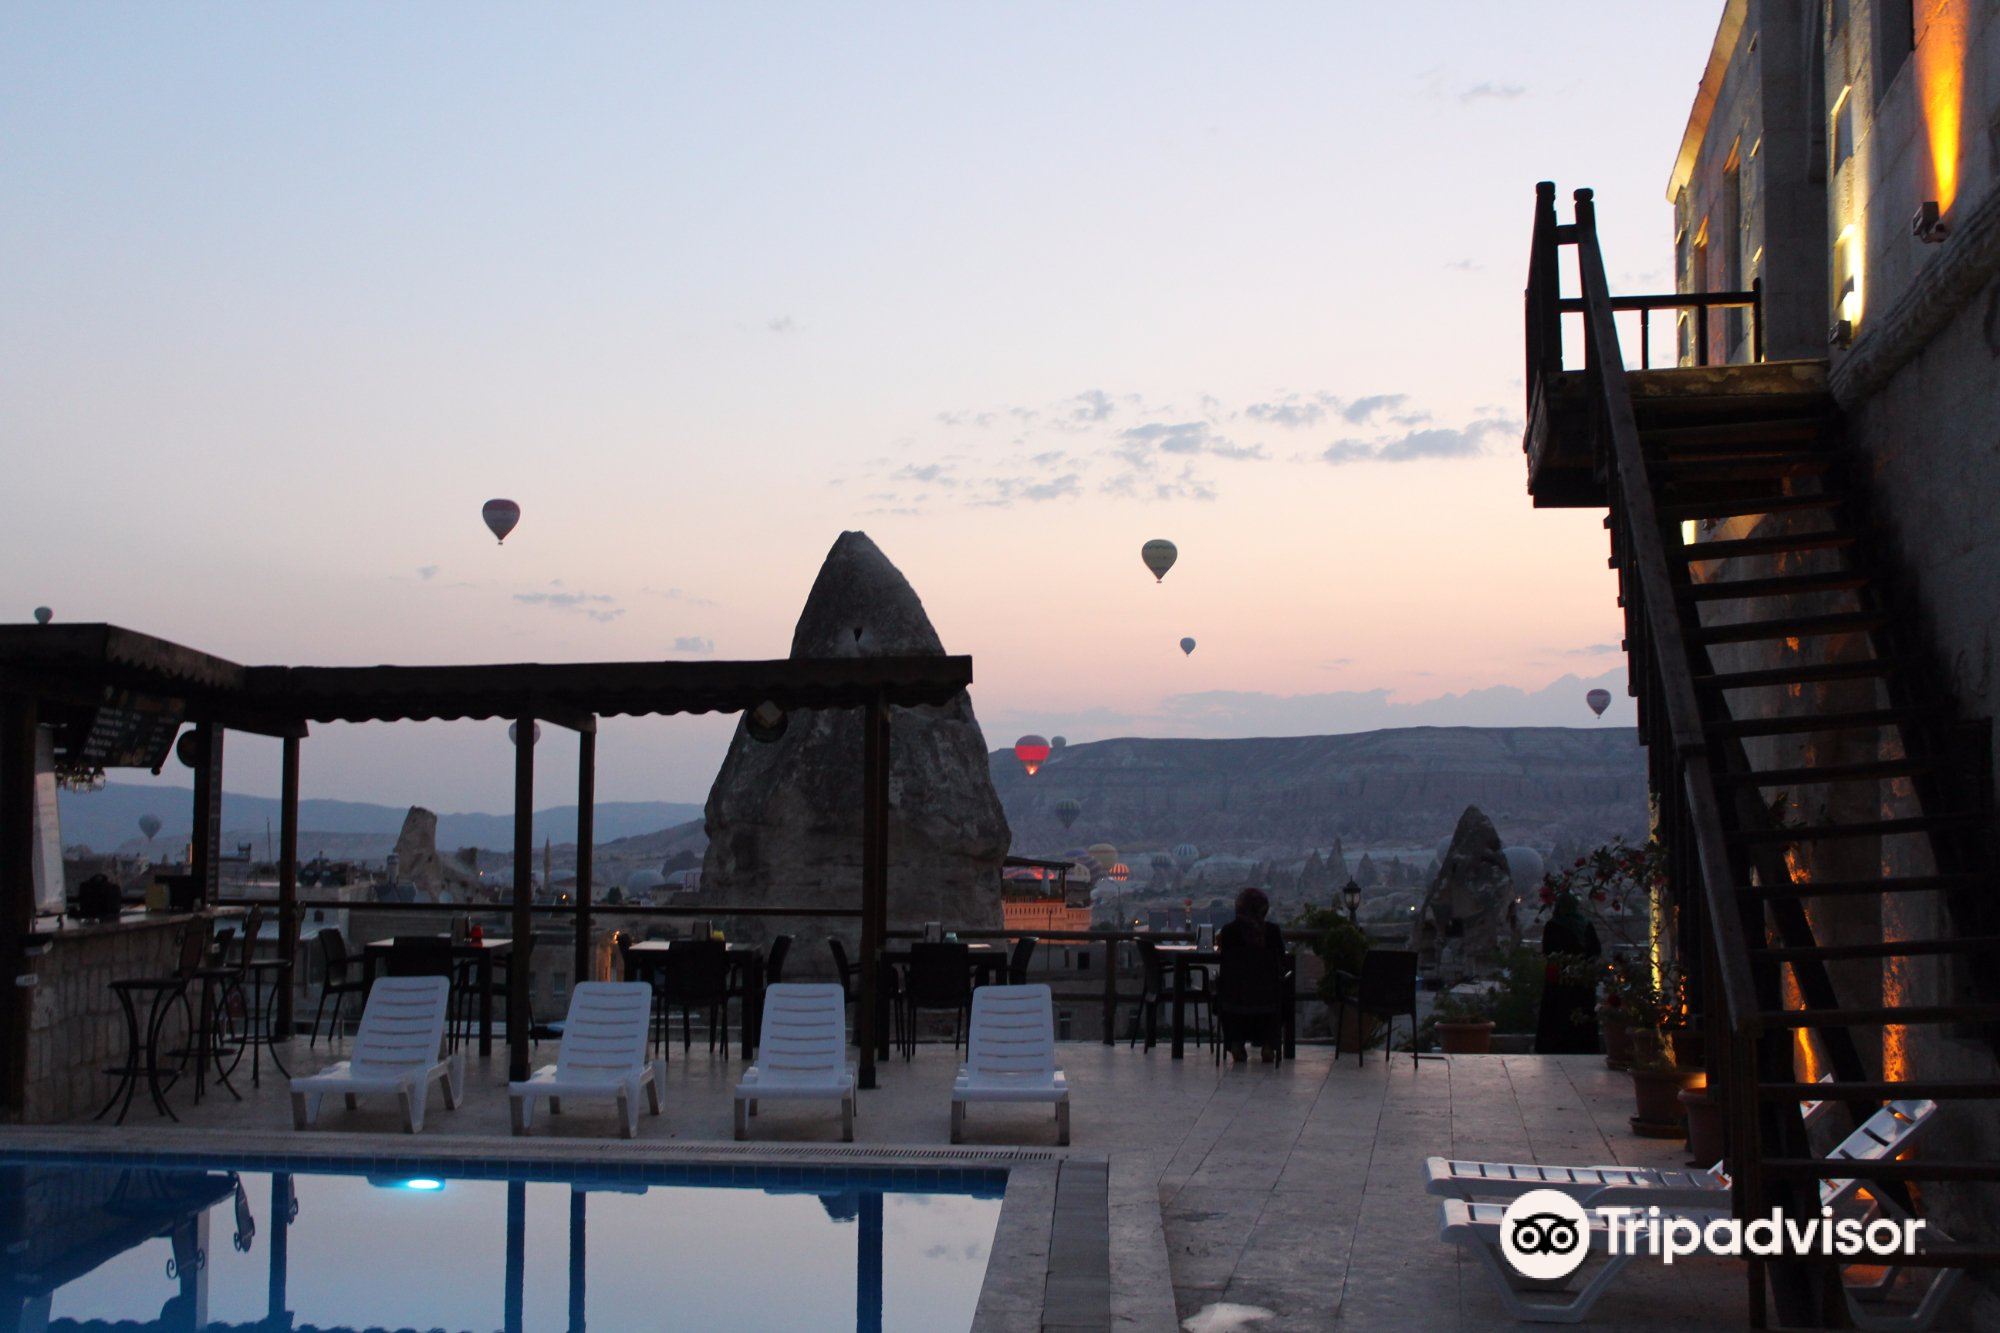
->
(1408, 805), (1513, 981)
(698, 532), (1010, 950)
(390, 807), (484, 901)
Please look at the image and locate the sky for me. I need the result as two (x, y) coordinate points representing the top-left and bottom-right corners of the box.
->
(1, 3), (1720, 813)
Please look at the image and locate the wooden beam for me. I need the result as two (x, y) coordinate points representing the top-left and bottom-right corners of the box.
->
(573, 727), (595, 985)
(187, 723), (223, 908)
(536, 706), (597, 735)
(857, 695), (889, 1090)
(276, 735), (300, 1035)
(1, 695), (37, 1120)
(510, 715), (535, 1083)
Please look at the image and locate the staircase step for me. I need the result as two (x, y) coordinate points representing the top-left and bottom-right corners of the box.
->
(1744, 873), (1983, 900)
(1691, 610), (1885, 644)
(1717, 756), (1934, 787)
(1643, 416), (1832, 449)
(1725, 813), (1978, 844)
(1675, 531), (1859, 562)
(1760, 1158), (2000, 1185)
(1679, 571), (1870, 603)
(1751, 936), (2000, 963)
(1660, 492), (1845, 524)
(1707, 706), (1948, 738)
(1696, 658), (1900, 691)
(1757, 1003), (2000, 1028)
(1758, 1079), (2000, 1100)
(1656, 452), (1836, 481)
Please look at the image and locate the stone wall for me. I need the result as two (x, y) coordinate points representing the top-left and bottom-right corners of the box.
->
(21, 914), (191, 1123)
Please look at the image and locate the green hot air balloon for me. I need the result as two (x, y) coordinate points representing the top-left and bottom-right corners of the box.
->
(1141, 539), (1178, 583)
(1053, 798), (1082, 830)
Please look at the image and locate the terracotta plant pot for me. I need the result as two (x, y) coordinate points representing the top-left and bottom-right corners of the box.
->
(1629, 1066), (1702, 1137)
(1600, 1012), (1633, 1070)
(1680, 1085), (1725, 1164)
(1436, 1020), (1495, 1055)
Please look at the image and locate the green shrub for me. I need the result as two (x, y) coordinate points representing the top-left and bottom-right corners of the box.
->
(1293, 905), (1368, 1005)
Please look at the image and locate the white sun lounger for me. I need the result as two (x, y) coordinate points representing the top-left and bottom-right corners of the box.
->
(510, 982), (664, 1138)
(290, 975), (462, 1134)
(1425, 1098), (1937, 1213)
(951, 984), (1068, 1145)
(734, 983), (855, 1141)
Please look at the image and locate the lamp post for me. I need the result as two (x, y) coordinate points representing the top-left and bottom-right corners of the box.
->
(1342, 878), (1362, 922)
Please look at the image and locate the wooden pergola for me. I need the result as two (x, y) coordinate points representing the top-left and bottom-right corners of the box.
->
(0, 623), (975, 1102)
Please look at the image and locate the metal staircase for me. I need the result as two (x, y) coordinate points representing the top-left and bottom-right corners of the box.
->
(1525, 182), (2000, 1327)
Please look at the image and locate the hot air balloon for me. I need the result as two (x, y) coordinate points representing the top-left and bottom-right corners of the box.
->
(1050, 736), (1067, 751)
(1179, 637), (1196, 656)
(1108, 863), (1131, 883)
(1013, 735), (1051, 776)
(1053, 797), (1082, 830)
(1172, 842), (1199, 870)
(1087, 843), (1119, 877)
(482, 498), (521, 545)
(1141, 539), (1178, 583)
(1501, 846), (1545, 895)
(138, 814), (162, 841)
(33, 607), (52, 625)
(508, 721), (542, 746)
(1585, 688), (1612, 718)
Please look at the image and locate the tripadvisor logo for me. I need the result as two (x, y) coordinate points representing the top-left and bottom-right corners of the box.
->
(1498, 1188), (1929, 1278)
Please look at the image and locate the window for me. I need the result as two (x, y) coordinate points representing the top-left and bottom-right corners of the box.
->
(1875, 0), (1913, 100)
(1831, 86), (1855, 173)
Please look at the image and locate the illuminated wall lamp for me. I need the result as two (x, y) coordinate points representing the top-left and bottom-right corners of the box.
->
(1912, 200), (1949, 243)
(1830, 279), (1858, 348)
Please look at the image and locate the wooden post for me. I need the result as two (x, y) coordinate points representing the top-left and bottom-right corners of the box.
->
(188, 722), (224, 907)
(574, 727), (595, 985)
(857, 695), (890, 1090)
(276, 735), (300, 1036)
(510, 716), (535, 1083)
(1100, 931), (1117, 1045)
(0, 695), (37, 1120)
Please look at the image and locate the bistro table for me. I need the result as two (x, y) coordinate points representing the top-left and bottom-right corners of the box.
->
(1153, 943), (1299, 1060)
(872, 942), (1008, 1061)
(621, 940), (766, 1060)
(361, 936), (513, 1058)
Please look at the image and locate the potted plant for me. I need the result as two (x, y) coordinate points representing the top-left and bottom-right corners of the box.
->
(1679, 1078), (1726, 1163)
(1615, 963), (1699, 1137)
(1431, 990), (1496, 1054)
(1298, 906), (1374, 1050)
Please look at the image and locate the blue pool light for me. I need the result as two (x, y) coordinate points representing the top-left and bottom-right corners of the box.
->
(401, 1178), (445, 1192)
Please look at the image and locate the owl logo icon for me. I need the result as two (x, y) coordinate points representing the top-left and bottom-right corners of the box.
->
(1499, 1190), (1591, 1281)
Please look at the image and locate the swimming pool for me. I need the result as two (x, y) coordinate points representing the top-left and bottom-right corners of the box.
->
(1, 1152), (1005, 1331)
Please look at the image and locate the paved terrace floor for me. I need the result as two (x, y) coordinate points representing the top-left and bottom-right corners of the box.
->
(28, 1039), (1750, 1331)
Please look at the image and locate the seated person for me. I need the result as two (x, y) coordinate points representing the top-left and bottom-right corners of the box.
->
(1216, 886), (1287, 1063)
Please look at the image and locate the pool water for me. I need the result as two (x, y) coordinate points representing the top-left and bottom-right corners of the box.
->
(2, 1155), (1004, 1332)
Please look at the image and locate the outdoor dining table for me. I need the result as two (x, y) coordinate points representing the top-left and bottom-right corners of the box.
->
(871, 941), (1008, 1061)
(360, 936), (513, 1058)
(1153, 943), (1300, 1060)
(621, 939), (766, 1060)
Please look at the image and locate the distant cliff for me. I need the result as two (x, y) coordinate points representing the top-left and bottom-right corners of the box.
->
(988, 727), (1648, 858)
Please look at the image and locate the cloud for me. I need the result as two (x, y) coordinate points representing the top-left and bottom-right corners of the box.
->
(766, 316), (797, 333)
(1461, 81), (1527, 103)
(1320, 416), (1520, 465)
(640, 586), (718, 608)
(1245, 394), (1329, 428)
(892, 462), (959, 488)
(1564, 643), (1622, 657)
(1101, 462), (1217, 502)
(1116, 421), (1265, 461)
(514, 589), (623, 622)
(671, 635), (714, 654)
(415, 565), (438, 581)
(970, 473), (1083, 506)
(1340, 394), (1407, 423)
(1065, 389), (1115, 424)
(1444, 258), (1482, 272)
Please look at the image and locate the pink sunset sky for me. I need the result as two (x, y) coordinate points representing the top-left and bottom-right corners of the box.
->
(2, 3), (1720, 811)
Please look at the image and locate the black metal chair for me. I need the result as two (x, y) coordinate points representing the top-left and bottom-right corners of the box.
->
(99, 919), (212, 1123)
(658, 940), (731, 1057)
(1006, 936), (1037, 985)
(450, 932), (525, 1054)
(308, 927), (367, 1049)
(230, 905), (292, 1083)
(901, 942), (972, 1059)
(1331, 948), (1434, 1066)
(1130, 939), (1211, 1051)
(765, 934), (794, 984)
(829, 936), (902, 1052)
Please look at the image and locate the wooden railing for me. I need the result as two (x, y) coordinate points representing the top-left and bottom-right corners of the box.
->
(1525, 181), (1766, 1210)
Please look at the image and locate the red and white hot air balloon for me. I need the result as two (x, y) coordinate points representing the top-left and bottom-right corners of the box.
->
(1013, 734), (1052, 776)
(482, 498), (521, 545)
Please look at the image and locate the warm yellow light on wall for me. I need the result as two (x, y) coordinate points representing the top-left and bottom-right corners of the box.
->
(1916, 6), (1968, 213)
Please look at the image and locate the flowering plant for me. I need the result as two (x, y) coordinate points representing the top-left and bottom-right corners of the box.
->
(1535, 838), (1665, 921)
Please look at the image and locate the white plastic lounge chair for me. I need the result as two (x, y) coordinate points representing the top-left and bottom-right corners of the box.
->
(289, 975), (462, 1133)
(733, 983), (855, 1141)
(951, 984), (1068, 1145)
(509, 982), (664, 1138)
(1425, 1097), (1937, 1213)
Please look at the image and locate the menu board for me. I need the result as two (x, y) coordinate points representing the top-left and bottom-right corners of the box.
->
(31, 727), (63, 915)
(61, 691), (184, 770)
